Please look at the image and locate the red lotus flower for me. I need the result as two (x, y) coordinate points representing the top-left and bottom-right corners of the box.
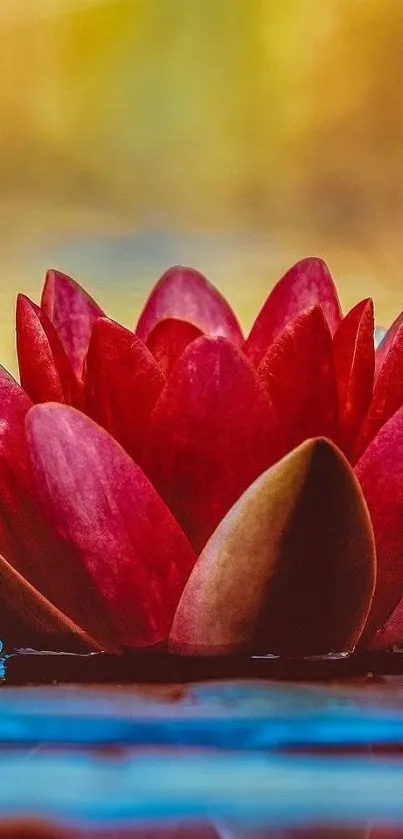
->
(2, 257), (403, 657)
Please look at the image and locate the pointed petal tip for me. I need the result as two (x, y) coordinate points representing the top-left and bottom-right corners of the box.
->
(146, 317), (204, 377)
(169, 435), (375, 657)
(245, 256), (342, 366)
(41, 269), (104, 378)
(85, 317), (165, 461)
(257, 306), (339, 453)
(135, 265), (243, 347)
(333, 297), (375, 457)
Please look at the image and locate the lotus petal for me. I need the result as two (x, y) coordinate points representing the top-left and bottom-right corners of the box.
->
(368, 597), (403, 650)
(135, 266), (243, 346)
(244, 257), (342, 366)
(41, 269), (104, 377)
(146, 318), (203, 376)
(26, 404), (197, 648)
(375, 310), (403, 378)
(0, 367), (116, 650)
(355, 406), (403, 645)
(0, 552), (100, 652)
(169, 438), (375, 657)
(354, 317), (403, 460)
(85, 318), (165, 463)
(16, 294), (80, 406)
(142, 336), (281, 552)
(333, 299), (374, 457)
(257, 306), (339, 453)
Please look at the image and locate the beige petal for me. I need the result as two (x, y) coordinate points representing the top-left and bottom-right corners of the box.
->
(0, 552), (102, 652)
(169, 438), (376, 657)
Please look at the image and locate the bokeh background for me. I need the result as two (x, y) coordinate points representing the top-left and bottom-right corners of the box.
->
(1, 0), (403, 372)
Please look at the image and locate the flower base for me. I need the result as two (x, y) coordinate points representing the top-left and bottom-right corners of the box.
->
(1, 648), (403, 684)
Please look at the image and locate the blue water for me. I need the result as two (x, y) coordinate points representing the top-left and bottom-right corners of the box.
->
(1, 679), (403, 750)
(0, 751), (402, 829)
(0, 679), (402, 833)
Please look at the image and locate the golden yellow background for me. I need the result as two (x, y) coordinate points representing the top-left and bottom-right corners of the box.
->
(1, 0), (403, 372)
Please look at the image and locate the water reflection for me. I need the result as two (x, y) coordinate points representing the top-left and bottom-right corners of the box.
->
(0, 822), (394, 837)
(1, 656), (403, 834)
(2, 677), (403, 752)
(0, 750), (401, 829)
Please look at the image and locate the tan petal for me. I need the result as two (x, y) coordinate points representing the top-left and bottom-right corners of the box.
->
(0, 552), (102, 652)
(169, 438), (376, 657)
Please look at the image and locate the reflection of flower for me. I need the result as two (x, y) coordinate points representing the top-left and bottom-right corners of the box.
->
(2, 258), (403, 656)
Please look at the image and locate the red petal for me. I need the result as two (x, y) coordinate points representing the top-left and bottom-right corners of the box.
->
(244, 257), (342, 366)
(170, 439), (375, 656)
(26, 404), (197, 648)
(146, 318), (204, 377)
(354, 318), (403, 460)
(333, 299), (375, 457)
(257, 306), (339, 453)
(0, 368), (116, 651)
(135, 266), (243, 346)
(142, 336), (283, 553)
(85, 318), (165, 463)
(0, 552), (101, 652)
(375, 310), (403, 379)
(355, 406), (403, 646)
(16, 294), (80, 406)
(368, 597), (403, 650)
(41, 269), (104, 378)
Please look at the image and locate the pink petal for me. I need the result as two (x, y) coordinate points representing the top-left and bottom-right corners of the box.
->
(26, 404), (197, 648)
(41, 269), (104, 378)
(333, 299), (375, 457)
(355, 406), (403, 646)
(375, 310), (403, 379)
(146, 318), (204, 377)
(135, 266), (243, 346)
(16, 294), (80, 406)
(354, 318), (403, 461)
(257, 306), (339, 453)
(169, 438), (375, 656)
(85, 318), (165, 463)
(0, 367), (116, 651)
(0, 551), (101, 652)
(142, 336), (284, 553)
(244, 257), (342, 366)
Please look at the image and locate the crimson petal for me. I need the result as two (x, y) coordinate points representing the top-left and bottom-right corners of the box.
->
(16, 294), (80, 406)
(257, 306), (339, 453)
(355, 406), (403, 646)
(354, 317), (403, 460)
(146, 318), (203, 377)
(85, 318), (165, 463)
(0, 552), (101, 652)
(135, 266), (243, 346)
(0, 367), (116, 651)
(244, 257), (342, 366)
(41, 269), (104, 378)
(142, 336), (283, 553)
(333, 299), (375, 458)
(375, 311), (403, 379)
(26, 404), (197, 648)
(169, 439), (375, 656)
(368, 597), (403, 650)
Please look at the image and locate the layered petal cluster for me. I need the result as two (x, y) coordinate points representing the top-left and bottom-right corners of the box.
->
(3, 259), (403, 656)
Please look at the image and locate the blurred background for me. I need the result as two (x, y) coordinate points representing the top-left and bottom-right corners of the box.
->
(1, 0), (403, 372)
